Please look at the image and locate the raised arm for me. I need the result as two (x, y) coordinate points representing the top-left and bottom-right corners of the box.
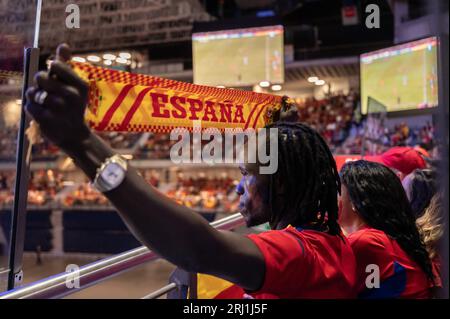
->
(24, 45), (265, 291)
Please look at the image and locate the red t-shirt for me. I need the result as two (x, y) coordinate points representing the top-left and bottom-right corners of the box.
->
(216, 227), (357, 299)
(431, 256), (442, 289)
(347, 227), (431, 299)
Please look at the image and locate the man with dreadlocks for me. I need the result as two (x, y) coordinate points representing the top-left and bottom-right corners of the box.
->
(24, 44), (357, 298)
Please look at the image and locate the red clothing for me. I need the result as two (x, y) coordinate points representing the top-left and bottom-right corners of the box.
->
(431, 255), (442, 289)
(348, 227), (431, 299)
(235, 227), (357, 299)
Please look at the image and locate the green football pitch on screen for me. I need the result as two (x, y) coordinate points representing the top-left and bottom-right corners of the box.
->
(192, 25), (284, 87)
(360, 36), (439, 114)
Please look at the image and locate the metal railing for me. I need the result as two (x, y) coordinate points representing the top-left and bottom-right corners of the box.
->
(141, 283), (178, 299)
(0, 213), (245, 299)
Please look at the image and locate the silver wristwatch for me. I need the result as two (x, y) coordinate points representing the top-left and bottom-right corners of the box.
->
(91, 154), (128, 193)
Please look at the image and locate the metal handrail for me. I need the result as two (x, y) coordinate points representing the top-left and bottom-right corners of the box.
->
(141, 283), (178, 299)
(0, 213), (245, 299)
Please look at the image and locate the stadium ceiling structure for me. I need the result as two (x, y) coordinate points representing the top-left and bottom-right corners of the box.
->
(285, 57), (359, 83)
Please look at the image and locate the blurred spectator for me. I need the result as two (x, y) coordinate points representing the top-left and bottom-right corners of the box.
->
(135, 133), (176, 160)
(60, 172), (239, 213)
(297, 92), (358, 151)
(97, 131), (141, 150)
(0, 169), (64, 206)
(165, 174), (239, 213)
(337, 120), (436, 156)
(0, 173), (8, 190)
(0, 124), (60, 161)
(419, 195), (445, 248)
(62, 183), (109, 207)
(0, 125), (18, 161)
(416, 192), (444, 293)
(0, 126), (141, 162)
(141, 169), (161, 187)
(372, 146), (427, 180)
(402, 169), (437, 218)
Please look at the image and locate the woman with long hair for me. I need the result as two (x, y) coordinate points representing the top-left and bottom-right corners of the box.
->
(403, 169), (443, 295)
(416, 192), (444, 295)
(417, 193), (444, 262)
(339, 160), (434, 298)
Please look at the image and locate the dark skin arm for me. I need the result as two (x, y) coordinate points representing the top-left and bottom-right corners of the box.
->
(24, 45), (265, 291)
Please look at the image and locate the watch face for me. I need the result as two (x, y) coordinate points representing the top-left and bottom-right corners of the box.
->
(101, 163), (126, 187)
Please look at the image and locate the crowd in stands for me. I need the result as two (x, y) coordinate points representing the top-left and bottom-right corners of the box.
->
(0, 125), (19, 161)
(136, 93), (435, 159)
(31, 140), (60, 161)
(62, 183), (109, 207)
(131, 92), (359, 160)
(0, 126), (142, 162)
(1, 166), (239, 213)
(296, 92), (357, 151)
(96, 131), (141, 150)
(336, 120), (436, 155)
(0, 169), (64, 206)
(61, 169), (162, 207)
(57, 170), (239, 213)
(134, 133), (177, 160)
(0, 172), (13, 205)
(165, 174), (239, 213)
(0, 92), (438, 162)
(27, 169), (65, 205)
(141, 169), (161, 187)
(0, 124), (60, 161)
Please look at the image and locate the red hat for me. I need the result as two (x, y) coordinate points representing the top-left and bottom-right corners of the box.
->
(414, 146), (431, 158)
(374, 147), (427, 175)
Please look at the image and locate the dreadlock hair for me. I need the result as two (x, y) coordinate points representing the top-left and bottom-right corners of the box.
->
(340, 160), (434, 281)
(262, 121), (341, 236)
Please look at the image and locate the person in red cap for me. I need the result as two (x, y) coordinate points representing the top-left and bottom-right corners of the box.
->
(371, 147), (427, 180)
(414, 146), (431, 159)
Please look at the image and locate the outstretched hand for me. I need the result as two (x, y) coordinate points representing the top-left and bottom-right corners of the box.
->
(25, 44), (91, 153)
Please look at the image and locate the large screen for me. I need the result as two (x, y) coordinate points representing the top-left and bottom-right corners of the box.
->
(360, 36), (439, 114)
(192, 25), (284, 87)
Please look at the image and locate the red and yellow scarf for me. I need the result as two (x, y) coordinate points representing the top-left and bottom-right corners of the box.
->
(71, 62), (284, 133)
